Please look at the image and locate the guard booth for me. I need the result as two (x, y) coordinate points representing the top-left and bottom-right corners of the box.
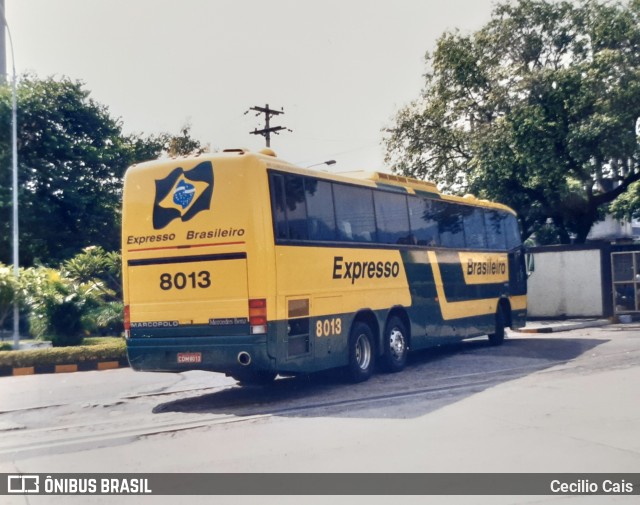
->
(528, 243), (640, 320)
(612, 248), (640, 315)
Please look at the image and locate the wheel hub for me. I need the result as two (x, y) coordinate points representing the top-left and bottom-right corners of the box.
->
(355, 334), (372, 370)
(389, 328), (405, 360)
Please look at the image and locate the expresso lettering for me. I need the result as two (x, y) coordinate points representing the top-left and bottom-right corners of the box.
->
(332, 256), (400, 284)
(127, 233), (176, 246)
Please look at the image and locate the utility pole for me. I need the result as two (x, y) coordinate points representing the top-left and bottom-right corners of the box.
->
(0, 0), (5, 83)
(0, 0), (19, 348)
(246, 104), (291, 148)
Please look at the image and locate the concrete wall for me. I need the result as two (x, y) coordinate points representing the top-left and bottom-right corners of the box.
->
(528, 248), (604, 318)
(588, 215), (633, 241)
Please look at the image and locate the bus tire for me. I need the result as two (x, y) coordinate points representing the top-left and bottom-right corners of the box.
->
(488, 306), (506, 346)
(346, 321), (375, 383)
(231, 370), (277, 386)
(380, 316), (408, 373)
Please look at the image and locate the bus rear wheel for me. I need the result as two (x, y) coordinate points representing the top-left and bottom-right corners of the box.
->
(346, 321), (375, 383)
(380, 316), (408, 373)
(488, 306), (506, 346)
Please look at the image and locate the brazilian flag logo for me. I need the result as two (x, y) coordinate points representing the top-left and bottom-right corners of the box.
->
(152, 161), (214, 229)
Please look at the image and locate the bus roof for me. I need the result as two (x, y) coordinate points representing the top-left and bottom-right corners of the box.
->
(126, 148), (515, 215)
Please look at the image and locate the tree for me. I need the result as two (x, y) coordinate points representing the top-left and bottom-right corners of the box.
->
(166, 122), (209, 157)
(0, 264), (19, 332)
(0, 76), (169, 266)
(610, 180), (640, 219)
(384, 0), (640, 243)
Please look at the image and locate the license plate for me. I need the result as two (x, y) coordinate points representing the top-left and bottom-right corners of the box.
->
(177, 352), (202, 364)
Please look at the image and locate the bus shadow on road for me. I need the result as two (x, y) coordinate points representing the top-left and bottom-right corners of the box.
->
(152, 335), (608, 420)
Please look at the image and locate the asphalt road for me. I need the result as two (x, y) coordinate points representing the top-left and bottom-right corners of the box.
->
(1, 325), (639, 504)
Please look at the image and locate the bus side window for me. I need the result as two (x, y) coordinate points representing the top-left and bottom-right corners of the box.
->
(408, 196), (440, 246)
(333, 184), (377, 243)
(270, 173), (288, 240)
(305, 179), (337, 241)
(484, 209), (507, 250)
(504, 214), (522, 249)
(284, 175), (308, 240)
(463, 207), (487, 249)
(338, 221), (353, 240)
(374, 191), (410, 244)
(437, 201), (465, 248)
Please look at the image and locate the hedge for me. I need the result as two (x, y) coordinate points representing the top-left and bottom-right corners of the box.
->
(0, 337), (126, 368)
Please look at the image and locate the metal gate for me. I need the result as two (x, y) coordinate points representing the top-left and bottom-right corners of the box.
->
(612, 251), (640, 314)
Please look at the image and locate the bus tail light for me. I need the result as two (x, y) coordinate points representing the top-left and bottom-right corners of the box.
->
(249, 299), (267, 334)
(124, 305), (131, 339)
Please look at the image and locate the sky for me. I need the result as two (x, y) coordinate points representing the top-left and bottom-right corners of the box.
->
(6, 0), (499, 172)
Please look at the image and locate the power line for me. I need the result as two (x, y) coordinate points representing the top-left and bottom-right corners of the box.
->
(245, 104), (292, 148)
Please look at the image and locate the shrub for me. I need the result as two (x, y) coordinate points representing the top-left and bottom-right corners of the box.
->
(0, 337), (126, 368)
(47, 296), (86, 346)
(26, 267), (96, 346)
(4, 248), (124, 343)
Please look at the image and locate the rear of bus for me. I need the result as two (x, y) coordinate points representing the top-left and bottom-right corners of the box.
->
(122, 150), (277, 378)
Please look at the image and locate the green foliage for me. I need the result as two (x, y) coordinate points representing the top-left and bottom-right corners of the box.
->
(0, 337), (125, 368)
(0, 247), (124, 342)
(166, 123), (209, 157)
(25, 267), (96, 346)
(63, 246), (122, 300)
(384, 0), (640, 244)
(62, 246), (124, 335)
(0, 75), (167, 267)
(610, 180), (640, 220)
(0, 75), (209, 341)
(21, 247), (125, 344)
(0, 263), (19, 330)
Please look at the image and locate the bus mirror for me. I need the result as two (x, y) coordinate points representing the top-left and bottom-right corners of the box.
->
(526, 251), (535, 277)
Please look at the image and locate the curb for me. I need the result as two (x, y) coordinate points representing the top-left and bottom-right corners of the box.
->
(519, 319), (611, 334)
(0, 358), (130, 377)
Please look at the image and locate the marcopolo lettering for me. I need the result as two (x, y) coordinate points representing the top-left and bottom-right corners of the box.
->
(131, 321), (179, 328)
(332, 256), (400, 284)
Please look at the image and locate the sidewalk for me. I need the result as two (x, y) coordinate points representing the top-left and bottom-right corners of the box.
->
(519, 318), (611, 334)
(0, 358), (129, 377)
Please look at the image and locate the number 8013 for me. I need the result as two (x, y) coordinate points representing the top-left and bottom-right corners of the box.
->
(159, 271), (211, 291)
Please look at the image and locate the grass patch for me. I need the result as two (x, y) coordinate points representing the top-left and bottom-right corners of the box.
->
(0, 337), (126, 368)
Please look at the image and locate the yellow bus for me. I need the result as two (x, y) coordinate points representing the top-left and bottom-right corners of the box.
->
(122, 148), (527, 384)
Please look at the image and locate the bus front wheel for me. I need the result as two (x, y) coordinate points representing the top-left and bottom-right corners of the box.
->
(346, 321), (375, 383)
(380, 316), (408, 373)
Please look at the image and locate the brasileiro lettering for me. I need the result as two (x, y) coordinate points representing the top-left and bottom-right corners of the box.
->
(467, 257), (507, 276)
(127, 228), (246, 248)
(332, 256), (400, 284)
(186, 227), (245, 240)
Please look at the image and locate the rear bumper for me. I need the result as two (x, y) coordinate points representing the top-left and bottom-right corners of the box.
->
(126, 334), (275, 375)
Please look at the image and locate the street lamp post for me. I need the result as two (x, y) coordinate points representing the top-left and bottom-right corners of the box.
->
(0, 2), (20, 349)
